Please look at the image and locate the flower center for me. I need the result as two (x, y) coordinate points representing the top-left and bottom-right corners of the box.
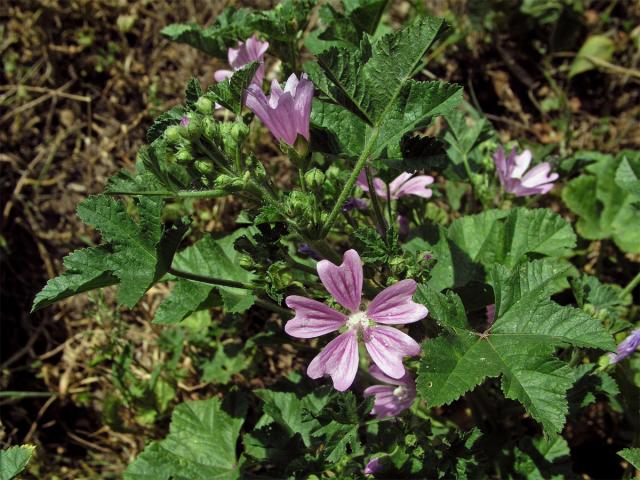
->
(346, 311), (370, 331)
(393, 385), (409, 400)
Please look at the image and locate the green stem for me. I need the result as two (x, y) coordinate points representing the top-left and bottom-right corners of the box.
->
(107, 189), (227, 199)
(365, 166), (388, 240)
(620, 272), (640, 299)
(286, 257), (318, 276)
(298, 168), (307, 193)
(320, 129), (380, 237)
(168, 267), (253, 290)
(254, 298), (291, 317)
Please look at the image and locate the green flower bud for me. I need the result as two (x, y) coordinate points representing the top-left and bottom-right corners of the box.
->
(231, 121), (249, 142)
(196, 96), (213, 115)
(238, 254), (254, 270)
(304, 169), (325, 191)
(202, 117), (218, 142)
(214, 174), (234, 189)
(176, 148), (193, 164)
(180, 115), (202, 141)
(194, 158), (215, 174)
(164, 125), (181, 145)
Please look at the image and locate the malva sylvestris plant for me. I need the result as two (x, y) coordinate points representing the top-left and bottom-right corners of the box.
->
(29, 3), (640, 479)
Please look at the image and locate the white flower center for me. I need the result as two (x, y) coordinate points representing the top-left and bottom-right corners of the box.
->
(346, 311), (370, 331)
(393, 385), (409, 400)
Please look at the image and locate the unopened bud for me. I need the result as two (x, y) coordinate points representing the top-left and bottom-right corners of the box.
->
(202, 117), (218, 141)
(176, 148), (193, 164)
(238, 255), (254, 270)
(164, 125), (181, 144)
(305, 169), (325, 191)
(231, 121), (249, 142)
(196, 97), (213, 115)
(194, 158), (215, 174)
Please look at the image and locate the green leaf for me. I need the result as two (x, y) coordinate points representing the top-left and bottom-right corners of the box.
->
(124, 397), (245, 480)
(569, 34), (615, 78)
(562, 151), (640, 253)
(204, 62), (259, 115)
(616, 155), (640, 198)
(33, 196), (187, 311)
(416, 259), (614, 434)
(514, 436), (572, 480)
(618, 448), (640, 470)
(426, 208), (576, 291)
(31, 247), (118, 312)
(309, 16), (462, 162)
(184, 77), (203, 108)
(0, 445), (35, 480)
(161, 9), (255, 58)
(154, 231), (255, 324)
(78, 196), (186, 307)
(255, 390), (325, 447)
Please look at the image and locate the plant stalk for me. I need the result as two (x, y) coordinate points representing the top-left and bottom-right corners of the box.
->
(168, 267), (254, 290)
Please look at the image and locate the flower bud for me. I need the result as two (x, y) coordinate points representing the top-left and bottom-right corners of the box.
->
(231, 121), (249, 142)
(164, 125), (181, 145)
(196, 97), (213, 115)
(176, 148), (193, 164)
(202, 117), (218, 142)
(238, 254), (255, 270)
(304, 169), (325, 191)
(194, 158), (215, 174)
(214, 174), (234, 189)
(180, 115), (202, 141)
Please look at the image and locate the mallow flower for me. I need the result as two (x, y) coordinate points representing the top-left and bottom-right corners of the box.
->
(364, 365), (416, 418)
(214, 34), (269, 86)
(494, 147), (559, 196)
(364, 457), (383, 475)
(284, 249), (427, 391)
(610, 328), (640, 364)
(246, 73), (314, 146)
(357, 170), (434, 200)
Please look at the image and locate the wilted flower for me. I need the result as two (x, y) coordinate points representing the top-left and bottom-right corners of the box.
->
(364, 457), (383, 475)
(610, 328), (640, 364)
(357, 171), (434, 200)
(343, 197), (368, 212)
(245, 73), (314, 146)
(284, 249), (427, 391)
(214, 34), (269, 86)
(494, 147), (559, 196)
(364, 365), (416, 418)
(180, 116), (190, 127)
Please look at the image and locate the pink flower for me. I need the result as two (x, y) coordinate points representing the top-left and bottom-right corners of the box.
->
(245, 73), (314, 146)
(494, 147), (559, 196)
(610, 328), (640, 364)
(214, 34), (269, 86)
(357, 171), (434, 200)
(364, 365), (416, 418)
(364, 457), (383, 475)
(284, 250), (427, 391)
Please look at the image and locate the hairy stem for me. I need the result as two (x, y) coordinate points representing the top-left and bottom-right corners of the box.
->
(620, 272), (640, 299)
(169, 267), (253, 290)
(365, 166), (388, 240)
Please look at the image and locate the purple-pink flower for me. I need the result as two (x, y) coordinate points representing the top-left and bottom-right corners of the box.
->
(214, 34), (269, 86)
(245, 73), (314, 146)
(364, 457), (383, 475)
(284, 249), (427, 391)
(364, 365), (416, 418)
(494, 147), (559, 197)
(610, 328), (640, 364)
(357, 171), (434, 200)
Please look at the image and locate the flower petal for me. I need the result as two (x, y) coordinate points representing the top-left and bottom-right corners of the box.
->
(388, 172), (413, 196)
(511, 149), (532, 179)
(214, 69), (233, 83)
(364, 326), (420, 379)
(392, 175), (434, 199)
(292, 73), (314, 140)
(368, 364), (411, 386)
(284, 295), (347, 338)
(317, 249), (363, 312)
(367, 279), (427, 325)
(520, 162), (558, 188)
(307, 330), (359, 391)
